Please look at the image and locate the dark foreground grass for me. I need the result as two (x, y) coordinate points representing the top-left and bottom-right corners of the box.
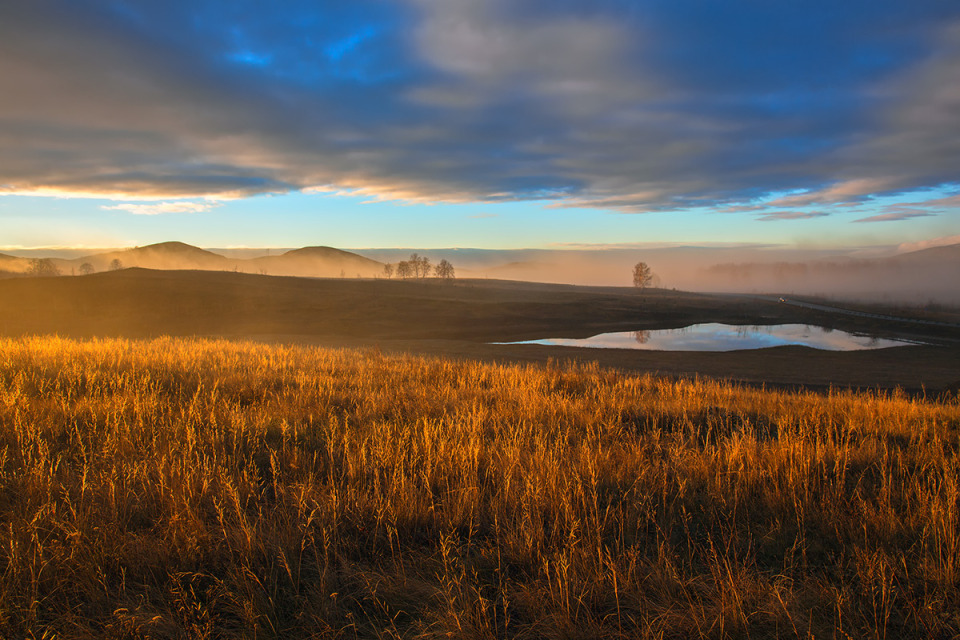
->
(1, 336), (958, 638)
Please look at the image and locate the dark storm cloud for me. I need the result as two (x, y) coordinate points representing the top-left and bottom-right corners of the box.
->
(1, 0), (959, 211)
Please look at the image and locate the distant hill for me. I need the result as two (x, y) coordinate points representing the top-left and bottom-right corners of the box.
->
(250, 246), (384, 278)
(890, 243), (960, 265)
(0, 253), (32, 276)
(7, 240), (958, 303)
(57, 241), (384, 278)
(71, 241), (229, 272)
(699, 242), (960, 303)
(0, 253), (26, 268)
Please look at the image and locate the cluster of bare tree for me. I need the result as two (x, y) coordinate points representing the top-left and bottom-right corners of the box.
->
(383, 254), (455, 280)
(26, 258), (124, 277)
(27, 258), (60, 277)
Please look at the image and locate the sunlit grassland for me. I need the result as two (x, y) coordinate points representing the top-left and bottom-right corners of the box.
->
(0, 336), (958, 638)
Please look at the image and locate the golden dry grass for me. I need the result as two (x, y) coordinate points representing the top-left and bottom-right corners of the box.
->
(0, 335), (958, 638)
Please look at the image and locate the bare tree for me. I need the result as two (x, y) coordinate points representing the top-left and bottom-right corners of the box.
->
(434, 259), (455, 279)
(109, 258), (124, 271)
(633, 261), (653, 289)
(396, 261), (412, 279)
(79, 262), (95, 275)
(383, 263), (394, 279)
(406, 253), (431, 278)
(28, 258), (61, 277)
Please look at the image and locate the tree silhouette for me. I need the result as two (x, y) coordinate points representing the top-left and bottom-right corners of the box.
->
(79, 263), (95, 275)
(397, 254), (432, 278)
(434, 259), (455, 279)
(406, 253), (430, 278)
(109, 258), (123, 271)
(632, 262), (653, 289)
(28, 258), (61, 277)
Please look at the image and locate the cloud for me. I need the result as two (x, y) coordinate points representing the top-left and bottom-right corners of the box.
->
(842, 23), (960, 194)
(1, 0), (959, 215)
(764, 179), (897, 208)
(847, 191), (960, 223)
(717, 204), (766, 213)
(884, 192), (960, 212)
(853, 210), (937, 223)
(756, 211), (831, 222)
(101, 201), (220, 215)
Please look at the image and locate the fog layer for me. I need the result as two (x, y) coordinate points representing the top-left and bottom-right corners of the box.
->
(3, 241), (957, 305)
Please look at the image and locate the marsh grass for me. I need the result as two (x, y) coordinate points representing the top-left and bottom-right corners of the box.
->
(0, 336), (958, 638)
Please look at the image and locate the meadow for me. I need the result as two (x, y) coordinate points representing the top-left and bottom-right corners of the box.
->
(1, 335), (958, 638)
(4, 269), (958, 395)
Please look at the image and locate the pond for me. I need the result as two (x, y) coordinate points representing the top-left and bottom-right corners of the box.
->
(500, 323), (920, 351)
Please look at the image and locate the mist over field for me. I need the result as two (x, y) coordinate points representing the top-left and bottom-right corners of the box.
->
(327, 243), (960, 305)
(3, 240), (958, 305)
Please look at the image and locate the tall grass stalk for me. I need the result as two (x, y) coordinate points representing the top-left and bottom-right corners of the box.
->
(0, 336), (957, 638)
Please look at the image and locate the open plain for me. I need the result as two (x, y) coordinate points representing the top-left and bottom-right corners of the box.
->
(1, 269), (957, 394)
(1, 270), (959, 638)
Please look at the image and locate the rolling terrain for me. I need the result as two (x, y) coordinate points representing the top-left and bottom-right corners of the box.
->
(699, 242), (960, 303)
(1, 259), (958, 638)
(362, 242), (960, 304)
(0, 252), (29, 276)
(0, 241), (387, 279)
(4, 240), (959, 304)
(1, 268), (957, 393)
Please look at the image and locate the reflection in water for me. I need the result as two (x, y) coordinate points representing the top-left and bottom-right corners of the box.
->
(504, 323), (920, 352)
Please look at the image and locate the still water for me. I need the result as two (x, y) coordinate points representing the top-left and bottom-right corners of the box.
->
(504, 323), (919, 351)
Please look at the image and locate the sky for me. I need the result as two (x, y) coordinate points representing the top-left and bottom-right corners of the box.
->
(1, 0), (959, 252)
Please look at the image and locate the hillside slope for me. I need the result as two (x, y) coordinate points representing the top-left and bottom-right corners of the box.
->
(699, 243), (960, 303)
(0, 253), (29, 275)
(249, 245), (384, 277)
(0, 268), (681, 340)
(70, 241), (229, 272)
(59, 241), (387, 277)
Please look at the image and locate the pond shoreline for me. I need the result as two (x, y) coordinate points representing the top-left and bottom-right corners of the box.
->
(496, 323), (926, 352)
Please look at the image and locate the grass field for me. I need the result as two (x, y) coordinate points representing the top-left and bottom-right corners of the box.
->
(2, 270), (959, 395)
(2, 335), (958, 638)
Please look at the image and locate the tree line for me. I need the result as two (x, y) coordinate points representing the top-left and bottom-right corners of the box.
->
(26, 258), (124, 277)
(382, 253), (455, 280)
